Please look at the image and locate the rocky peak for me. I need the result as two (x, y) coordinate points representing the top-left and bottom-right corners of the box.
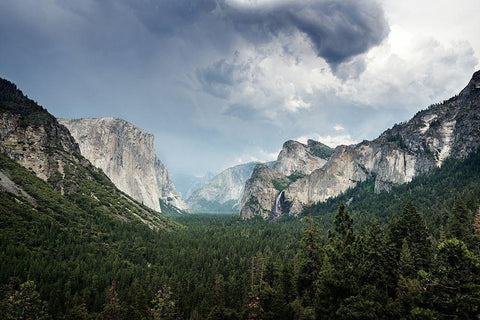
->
(0, 78), (173, 230)
(240, 70), (480, 219)
(273, 139), (331, 176)
(459, 70), (480, 99)
(59, 117), (188, 213)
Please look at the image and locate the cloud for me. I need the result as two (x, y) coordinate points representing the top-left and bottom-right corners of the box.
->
(296, 133), (358, 148)
(124, 0), (389, 70)
(338, 27), (479, 111)
(224, 148), (279, 170)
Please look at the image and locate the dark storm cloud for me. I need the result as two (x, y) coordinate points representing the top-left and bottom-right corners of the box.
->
(124, 0), (389, 69)
(224, 0), (389, 67)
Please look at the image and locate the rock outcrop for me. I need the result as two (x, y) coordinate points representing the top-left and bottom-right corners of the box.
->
(240, 164), (285, 219)
(273, 140), (331, 175)
(240, 70), (480, 219)
(187, 162), (259, 213)
(59, 117), (188, 213)
(240, 140), (333, 219)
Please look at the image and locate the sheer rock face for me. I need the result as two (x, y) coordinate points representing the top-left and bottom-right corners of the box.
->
(239, 140), (332, 219)
(187, 162), (258, 213)
(59, 118), (188, 212)
(273, 140), (329, 176)
(239, 164), (284, 220)
(241, 71), (480, 219)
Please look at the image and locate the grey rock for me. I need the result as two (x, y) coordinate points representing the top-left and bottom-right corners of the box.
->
(241, 70), (480, 219)
(59, 117), (188, 212)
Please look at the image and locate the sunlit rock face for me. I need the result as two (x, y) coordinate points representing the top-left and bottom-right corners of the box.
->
(273, 140), (330, 176)
(240, 71), (480, 219)
(240, 140), (333, 219)
(240, 164), (285, 220)
(59, 117), (188, 213)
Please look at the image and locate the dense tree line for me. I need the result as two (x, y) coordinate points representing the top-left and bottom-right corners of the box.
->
(1, 152), (480, 318)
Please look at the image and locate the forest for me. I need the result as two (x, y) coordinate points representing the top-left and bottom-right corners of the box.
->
(1, 151), (480, 319)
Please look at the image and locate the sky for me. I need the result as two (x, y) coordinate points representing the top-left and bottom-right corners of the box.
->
(0, 0), (479, 180)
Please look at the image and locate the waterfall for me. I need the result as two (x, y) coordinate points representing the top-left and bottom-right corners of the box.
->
(273, 190), (285, 216)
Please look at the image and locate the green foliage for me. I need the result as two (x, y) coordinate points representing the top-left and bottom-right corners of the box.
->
(271, 176), (291, 191)
(4, 280), (50, 320)
(1, 146), (480, 318)
(150, 286), (177, 320)
(308, 143), (334, 159)
(420, 238), (480, 318)
(447, 196), (473, 243)
(271, 171), (307, 191)
(0, 78), (56, 127)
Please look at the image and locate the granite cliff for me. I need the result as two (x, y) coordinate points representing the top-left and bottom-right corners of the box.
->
(240, 140), (333, 219)
(0, 78), (172, 229)
(59, 118), (188, 213)
(240, 70), (480, 219)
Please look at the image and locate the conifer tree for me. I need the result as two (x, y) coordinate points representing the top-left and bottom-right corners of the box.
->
(388, 201), (432, 272)
(5, 280), (50, 320)
(447, 196), (472, 243)
(421, 238), (480, 318)
(103, 282), (121, 320)
(150, 286), (176, 320)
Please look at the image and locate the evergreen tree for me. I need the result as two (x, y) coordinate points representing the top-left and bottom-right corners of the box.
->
(150, 286), (177, 320)
(5, 280), (50, 320)
(296, 216), (322, 302)
(333, 203), (355, 252)
(447, 197), (472, 243)
(388, 201), (432, 273)
(316, 203), (358, 318)
(102, 282), (121, 320)
(420, 238), (480, 318)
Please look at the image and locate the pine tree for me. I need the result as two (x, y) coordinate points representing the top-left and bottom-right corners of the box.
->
(150, 285), (176, 320)
(333, 203), (355, 252)
(421, 238), (480, 318)
(296, 216), (322, 301)
(447, 196), (472, 243)
(316, 203), (358, 318)
(5, 280), (50, 320)
(103, 282), (121, 320)
(388, 201), (432, 273)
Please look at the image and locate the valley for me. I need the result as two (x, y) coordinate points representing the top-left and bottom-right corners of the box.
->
(1, 70), (480, 319)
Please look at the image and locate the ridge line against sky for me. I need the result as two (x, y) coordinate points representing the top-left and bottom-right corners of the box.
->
(0, 0), (479, 178)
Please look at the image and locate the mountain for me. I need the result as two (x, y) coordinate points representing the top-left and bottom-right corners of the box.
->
(187, 162), (259, 213)
(173, 172), (215, 199)
(0, 77), (174, 230)
(240, 140), (333, 219)
(240, 70), (480, 220)
(59, 117), (188, 213)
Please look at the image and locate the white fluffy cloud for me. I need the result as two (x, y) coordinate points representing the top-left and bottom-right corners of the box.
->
(296, 133), (357, 148)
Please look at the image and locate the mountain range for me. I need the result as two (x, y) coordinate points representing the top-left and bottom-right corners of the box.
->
(240, 70), (480, 219)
